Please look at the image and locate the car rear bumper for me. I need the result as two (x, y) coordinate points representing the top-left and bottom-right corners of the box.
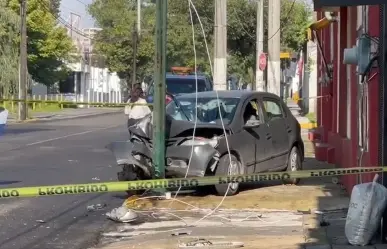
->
(107, 141), (219, 178)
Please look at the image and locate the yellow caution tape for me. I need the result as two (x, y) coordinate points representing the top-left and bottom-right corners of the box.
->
(288, 95), (330, 101)
(0, 167), (384, 199)
(0, 98), (153, 107)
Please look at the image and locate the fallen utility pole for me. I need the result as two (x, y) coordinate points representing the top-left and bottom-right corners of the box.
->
(267, 0), (281, 96)
(152, 0), (167, 180)
(213, 0), (227, 90)
(131, 23), (138, 87)
(18, 0), (28, 121)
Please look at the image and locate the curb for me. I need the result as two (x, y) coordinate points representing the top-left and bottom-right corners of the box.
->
(300, 122), (317, 129)
(8, 109), (122, 124)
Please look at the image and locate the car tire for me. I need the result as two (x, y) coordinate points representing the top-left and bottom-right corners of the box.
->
(283, 146), (302, 185)
(214, 154), (243, 196)
(117, 164), (145, 196)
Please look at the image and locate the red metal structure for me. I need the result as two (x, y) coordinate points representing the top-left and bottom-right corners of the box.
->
(308, 5), (381, 193)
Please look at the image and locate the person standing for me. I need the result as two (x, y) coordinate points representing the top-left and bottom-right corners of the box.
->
(125, 86), (151, 128)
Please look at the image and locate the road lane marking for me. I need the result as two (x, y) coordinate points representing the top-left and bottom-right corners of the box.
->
(26, 124), (121, 146)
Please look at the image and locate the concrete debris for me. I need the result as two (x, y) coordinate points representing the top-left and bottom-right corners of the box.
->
(87, 203), (107, 212)
(106, 206), (138, 223)
(36, 220), (45, 223)
(178, 239), (244, 248)
(92, 177), (100, 181)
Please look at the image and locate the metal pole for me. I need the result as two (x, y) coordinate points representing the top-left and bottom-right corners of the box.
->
(152, 0), (167, 179)
(132, 23), (138, 87)
(267, 0), (281, 96)
(379, 3), (387, 243)
(213, 0), (227, 90)
(18, 0), (27, 121)
(255, 0), (264, 91)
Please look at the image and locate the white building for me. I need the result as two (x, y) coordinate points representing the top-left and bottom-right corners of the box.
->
(32, 26), (124, 105)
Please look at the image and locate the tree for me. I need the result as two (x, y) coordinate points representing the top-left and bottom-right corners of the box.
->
(88, 0), (311, 84)
(89, 0), (154, 83)
(0, 0), (19, 96)
(278, 0), (312, 51)
(6, 0), (76, 87)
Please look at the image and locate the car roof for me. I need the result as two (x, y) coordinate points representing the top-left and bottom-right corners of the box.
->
(176, 90), (280, 99)
(165, 74), (208, 80)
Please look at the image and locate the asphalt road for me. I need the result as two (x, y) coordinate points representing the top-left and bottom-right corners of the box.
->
(0, 113), (128, 249)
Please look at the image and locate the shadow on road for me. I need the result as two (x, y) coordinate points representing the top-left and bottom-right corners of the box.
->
(3, 127), (53, 135)
(0, 180), (21, 185)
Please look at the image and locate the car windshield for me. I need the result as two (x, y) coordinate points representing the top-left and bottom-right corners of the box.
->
(148, 78), (207, 95)
(166, 96), (240, 125)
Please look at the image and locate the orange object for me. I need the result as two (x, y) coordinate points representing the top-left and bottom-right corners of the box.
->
(171, 66), (195, 75)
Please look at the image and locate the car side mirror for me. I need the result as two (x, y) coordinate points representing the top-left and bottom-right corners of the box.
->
(243, 119), (261, 129)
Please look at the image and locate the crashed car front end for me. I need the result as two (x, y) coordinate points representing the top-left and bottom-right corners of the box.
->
(165, 137), (220, 177)
(108, 113), (222, 179)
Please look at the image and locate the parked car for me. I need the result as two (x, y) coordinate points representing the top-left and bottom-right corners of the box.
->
(146, 73), (213, 104)
(108, 90), (304, 196)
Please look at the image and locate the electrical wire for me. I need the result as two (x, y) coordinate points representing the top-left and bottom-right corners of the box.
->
(36, 0), (91, 39)
(168, 1), (199, 207)
(125, 195), (282, 226)
(265, 0), (296, 42)
(186, 0), (234, 225)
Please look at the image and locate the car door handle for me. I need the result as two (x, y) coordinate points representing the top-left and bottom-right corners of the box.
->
(286, 125), (292, 133)
(266, 133), (272, 140)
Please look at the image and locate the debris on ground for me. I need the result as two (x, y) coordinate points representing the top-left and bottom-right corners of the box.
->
(178, 239), (244, 248)
(106, 206), (138, 223)
(36, 220), (45, 223)
(92, 177), (100, 181)
(87, 203), (107, 212)
(123, 195), (162, 209)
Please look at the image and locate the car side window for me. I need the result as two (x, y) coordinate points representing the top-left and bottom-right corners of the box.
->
(242, 99), (260, 124)
(262, 99), (284, 122)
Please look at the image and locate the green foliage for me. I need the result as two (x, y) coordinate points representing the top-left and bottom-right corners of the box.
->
(0, 0), (19, 96)
(2, 0), (75, 89)
(279, 0), (312, 51)
(88, 0), (311, 83)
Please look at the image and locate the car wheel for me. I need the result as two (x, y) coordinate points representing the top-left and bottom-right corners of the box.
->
(214, 154), (243, 196)
(118, 164), (145, 196)
(283, 146), (302, 185)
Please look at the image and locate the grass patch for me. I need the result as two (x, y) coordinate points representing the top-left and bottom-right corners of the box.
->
(305, 112), (316, 123)
(1, 101), (77, 116)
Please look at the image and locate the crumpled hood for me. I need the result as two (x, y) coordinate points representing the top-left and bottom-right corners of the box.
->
(128, 113), (230, 139)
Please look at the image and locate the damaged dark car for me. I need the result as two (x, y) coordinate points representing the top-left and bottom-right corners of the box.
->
(108, 91), (304, 196)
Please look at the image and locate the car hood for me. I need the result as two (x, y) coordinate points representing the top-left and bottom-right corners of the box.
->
(128, 113), (231, 139)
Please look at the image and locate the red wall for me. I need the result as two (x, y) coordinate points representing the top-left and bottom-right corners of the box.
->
(311, 6), (380, 193)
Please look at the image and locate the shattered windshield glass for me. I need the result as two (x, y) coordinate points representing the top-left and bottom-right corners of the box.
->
(166, 96), (240, 125)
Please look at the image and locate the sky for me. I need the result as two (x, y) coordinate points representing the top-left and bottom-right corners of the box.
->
(60, 0), (95, 29)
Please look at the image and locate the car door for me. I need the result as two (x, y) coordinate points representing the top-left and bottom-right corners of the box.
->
(261, 97), (289, 169)
(237, 97), (272, 173)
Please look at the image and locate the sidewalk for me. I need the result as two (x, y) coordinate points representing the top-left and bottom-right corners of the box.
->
(6, 107), (122, 123)
(92, 135), (360, 249)
(287, 100), (317, 129)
